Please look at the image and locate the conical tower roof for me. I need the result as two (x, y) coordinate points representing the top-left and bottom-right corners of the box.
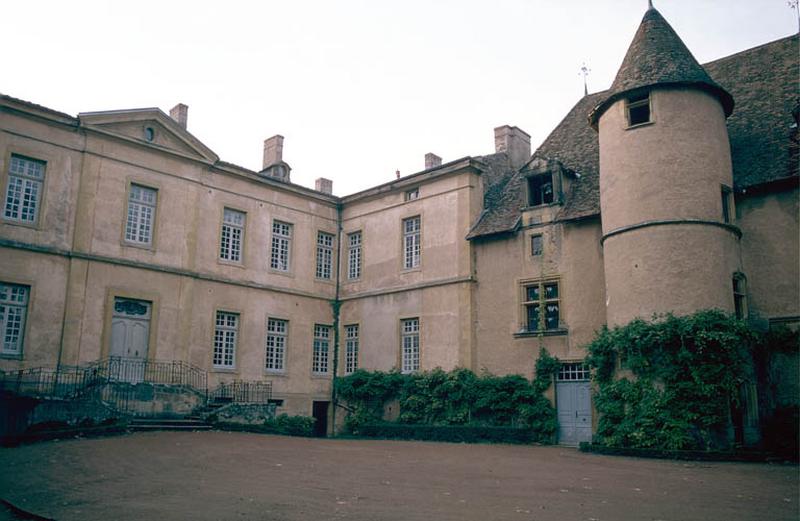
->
(589, 6), (734, 128)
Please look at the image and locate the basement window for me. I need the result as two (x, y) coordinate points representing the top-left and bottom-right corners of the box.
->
(527, 173), (554, 207)
(626, 92), (651, 126)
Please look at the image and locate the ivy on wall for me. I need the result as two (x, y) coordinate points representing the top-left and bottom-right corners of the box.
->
(336, 348), (560, 443)
(585, 310), (759, 451)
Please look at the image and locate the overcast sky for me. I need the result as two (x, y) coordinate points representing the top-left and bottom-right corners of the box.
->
(4, 1), (796, 195)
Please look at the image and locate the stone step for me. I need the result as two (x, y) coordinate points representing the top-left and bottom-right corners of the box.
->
(130, 418), (212, 431)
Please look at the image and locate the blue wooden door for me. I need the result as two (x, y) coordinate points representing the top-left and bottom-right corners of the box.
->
(556, 381), (592, 446)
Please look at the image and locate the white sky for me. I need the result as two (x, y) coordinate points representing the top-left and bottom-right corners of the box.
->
(4, 1), (796, 195)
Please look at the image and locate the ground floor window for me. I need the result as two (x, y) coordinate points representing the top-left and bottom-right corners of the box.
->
(401, 318), (420, 374)
(557, 362), (590, 381)
(0, 282), (29, 357)
(213, 311), (238, 368)
(344, 324), (359, 374)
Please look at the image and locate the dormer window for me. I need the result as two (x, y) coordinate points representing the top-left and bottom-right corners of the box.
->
(528, 173), (554, 207)
(626, 92), (651, 126)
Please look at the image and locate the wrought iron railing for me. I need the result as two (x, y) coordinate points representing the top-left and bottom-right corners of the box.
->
(209, 380), (272, 404)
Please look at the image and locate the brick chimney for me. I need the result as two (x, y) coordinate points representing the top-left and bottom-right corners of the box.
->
(494, 125), (531, 169)
(315, 177), (333, 195)
(425, 153), (442, 170)
(260, 135), (291, 182)
(169, 103), (188, 129)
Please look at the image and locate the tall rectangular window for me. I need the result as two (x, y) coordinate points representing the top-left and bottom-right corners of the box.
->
(213, 311), (238, 368)
(344, 324), (359, 374)
(0, 283), (29, 357)
(347, 231), (362, 280)
(316, 231), (334, 279)
(733, 275), (748, 320)
(125, 184), (157, 245)
(523, 280), (560, 331)
(265, 318), (287, 372)
(220, 208), (245, 262)
(721, 186), (732, 224)
(401, 318), (420, 374)
(4, 155), (45, 225)
(270, 220), (292, 271)
(403, 216), (421, 269)
(312, 324), (331, 375)
(531, 234), (543, 256)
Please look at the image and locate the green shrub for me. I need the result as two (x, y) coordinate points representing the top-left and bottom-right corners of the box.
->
(356, 423), (536, 444)
(263, 414), (316, 437)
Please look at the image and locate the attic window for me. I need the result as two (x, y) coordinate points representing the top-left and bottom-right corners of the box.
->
(527, 173), (554, 207)
(626, 92), (651, 126)
(405, 188), (419, 201)
(144, 127), (155, 142)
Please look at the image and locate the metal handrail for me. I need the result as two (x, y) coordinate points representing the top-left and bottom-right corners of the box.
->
(209, 380), (272, 404)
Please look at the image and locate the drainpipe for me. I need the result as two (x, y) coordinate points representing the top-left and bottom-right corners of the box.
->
(330, 202), (343, 435)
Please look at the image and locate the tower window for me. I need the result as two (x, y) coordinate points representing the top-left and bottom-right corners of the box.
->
(721, 186), (733, 223)
(527, 174), (554, 207)
(626, 92), (651, 126)
(733, 274), (747, 320)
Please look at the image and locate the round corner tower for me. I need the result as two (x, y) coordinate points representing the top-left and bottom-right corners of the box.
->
(590, 6), (742, 326)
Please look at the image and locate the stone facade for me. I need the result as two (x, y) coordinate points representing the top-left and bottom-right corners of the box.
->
(0, 7), (797, 439)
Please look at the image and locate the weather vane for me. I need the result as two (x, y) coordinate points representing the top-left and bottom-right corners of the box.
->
(579, 63), (591, 96)
(790, 0), (800, 33)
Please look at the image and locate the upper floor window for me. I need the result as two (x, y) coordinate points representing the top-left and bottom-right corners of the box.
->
(265, 318), (288, 372)
(401, 318), (420, 374)
(531, 234), (543, 256)
(527, 174), (554, 207)
(403, 216), (421, 269)
(0, 282), (29, 357)
(316, 231), (334, 280)
(125, 184), (157, 246)
(733, 274), (747, 320)
(347, 231), (362, 280)
(312, 324), (331, 375)
(213, 311), (238, 369)
(627, 92), (651, 126)
(4, 155), (45, 225)
(721, 186), (733, 224)
(405, 188), (419, 201)
(344, 324), (359, 375)
(523, 279), (560, 331)
(220, 208), (245, 263)
(270, 220), (292, 271)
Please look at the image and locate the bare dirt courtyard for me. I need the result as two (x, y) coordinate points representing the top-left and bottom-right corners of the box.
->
(0, 431), (797, 521)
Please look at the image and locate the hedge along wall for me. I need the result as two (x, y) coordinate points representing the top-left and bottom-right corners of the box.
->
(585, 310), (760, 451)
(335, 349), (560, 443)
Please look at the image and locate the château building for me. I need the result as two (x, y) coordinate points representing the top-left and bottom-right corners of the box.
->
(1, 7), (797, 443)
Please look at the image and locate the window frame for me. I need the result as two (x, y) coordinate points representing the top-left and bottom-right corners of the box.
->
(721, 185), (733, 224)
(315, 231), (335, 280)
(556, 362), (590, 381)
(265, 317), (288, 373)
(531, 234), (544, 256)
(3, 154), (46, 227)
(344, 323), (359, 375)
(400, 317), (420, 374)
(219, 207), (246, 264)
(626, 91), (652, 127)
(402, 216), (421, 270)
(733, 273), (748, 320)
(521, 278), (562, 333)
(0, 282), (30, 358)
(347, 231), (362, 280)
(404, 187), (419, 201)
(527, 173), (555, 207)
(213, 310), (239, 370)
(123, 182), (158, 248)
(312, 324), (331, 376)
(270, 220), (293, 272)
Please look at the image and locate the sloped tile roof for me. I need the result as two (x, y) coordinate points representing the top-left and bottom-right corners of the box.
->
(467, 34), (799, 240)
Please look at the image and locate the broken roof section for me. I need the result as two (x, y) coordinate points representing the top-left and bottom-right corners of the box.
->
(589, 6), (734, 127)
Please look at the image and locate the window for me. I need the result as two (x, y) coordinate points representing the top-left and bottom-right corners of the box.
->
(265, 318), (287, 372)
(0, 283), (29, 357)
(270, 220), (292, 271)
(557, 362), (590, 381)
(125, 184), (157, 245)
(531, 234), (543, 256)
(144, 127), (155, 142)
(627, 92), (651, 126)
(316, 231), (334, 279)
(721, 186), (732, 223)
(523, 280), (560, 331)
(4, 155), (45, 225)
(405, 188), (419, 201)
(401, 318), (420, 374)
(347, 231), (362, 280)
(345, 324), (359, 374)
(220, 208), (245, 262)
(213, 311), (238, 368)
(312, 324), (331, 375)
(403, 216), (421, 269)
(527, 174), (554, 207)
(733, 274), (747, 320)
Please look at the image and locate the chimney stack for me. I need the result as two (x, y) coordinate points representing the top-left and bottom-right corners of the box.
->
(494, 125), (531, 169)
(425, 153), (442, 170)
(395, 170), (401, 179)
(315, 177), (333, 195)
(263, 135), (284, 169)
(169, 103), (188, 129)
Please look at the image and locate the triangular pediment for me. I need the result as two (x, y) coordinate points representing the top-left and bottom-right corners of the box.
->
(78, 108), (219, 163)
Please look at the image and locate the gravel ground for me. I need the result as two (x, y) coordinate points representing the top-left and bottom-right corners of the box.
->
(0, 431), (797, 521)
